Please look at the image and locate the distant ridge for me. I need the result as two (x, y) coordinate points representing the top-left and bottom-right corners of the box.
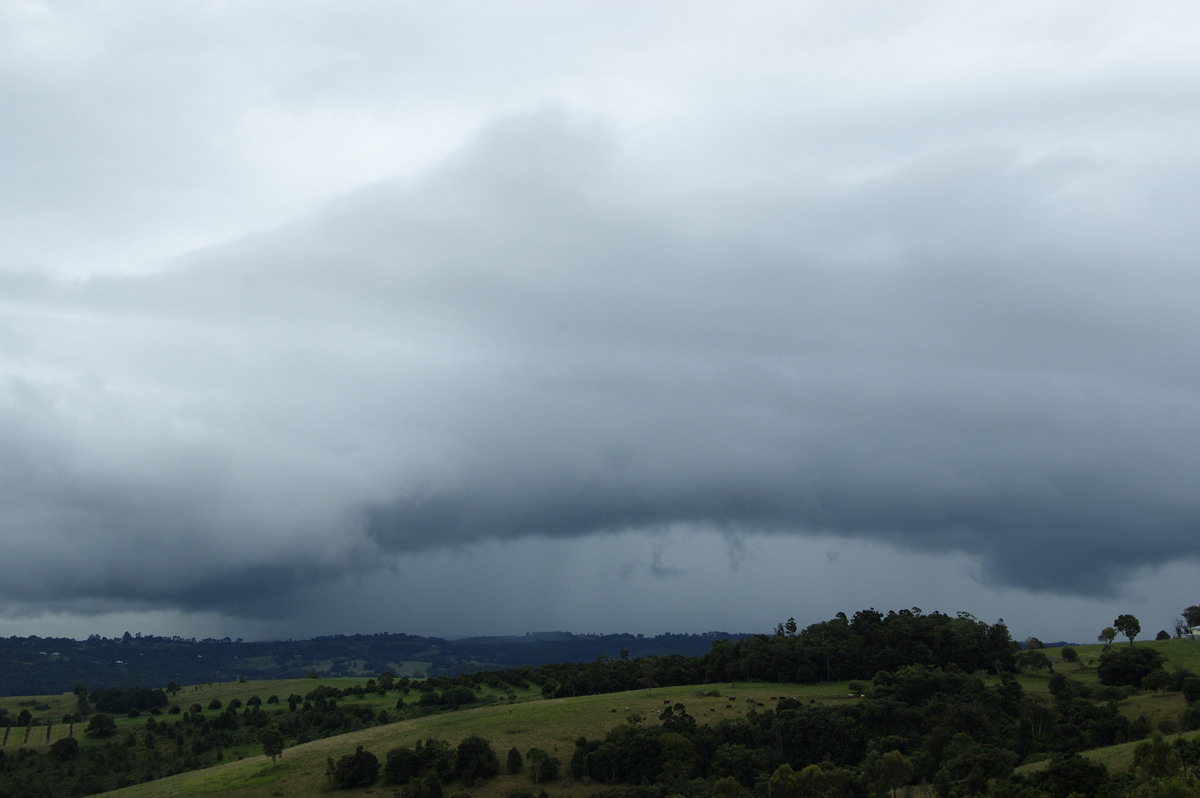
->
(0, 629), (752, 696)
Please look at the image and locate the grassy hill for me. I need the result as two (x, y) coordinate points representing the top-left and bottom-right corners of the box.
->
(100, 681), (848, 798)
(1042, 637), (1200, 675)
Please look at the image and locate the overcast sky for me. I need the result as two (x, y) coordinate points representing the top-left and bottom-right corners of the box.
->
(3, 1), (1200, 645)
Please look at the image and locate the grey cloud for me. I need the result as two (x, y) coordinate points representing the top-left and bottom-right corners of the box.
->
(3, 107), (1200, 624)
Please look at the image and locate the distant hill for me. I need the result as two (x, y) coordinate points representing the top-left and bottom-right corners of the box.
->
(0, 630), (750, 696)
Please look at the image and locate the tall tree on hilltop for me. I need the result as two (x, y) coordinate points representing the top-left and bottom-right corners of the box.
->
(1113, 614), (1141, 645)
(1183, 606), (1200, 629)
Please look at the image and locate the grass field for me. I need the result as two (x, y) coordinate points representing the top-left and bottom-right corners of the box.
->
(0, 677), (530, 753)
(101, 681), (861, 798)
(1043, 638), (1200, 675)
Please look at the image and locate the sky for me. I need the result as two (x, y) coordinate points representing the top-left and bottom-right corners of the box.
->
(3, 1), (1200, 646)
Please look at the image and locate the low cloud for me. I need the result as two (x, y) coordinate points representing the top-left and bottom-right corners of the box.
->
(3, 109), (1200, 624)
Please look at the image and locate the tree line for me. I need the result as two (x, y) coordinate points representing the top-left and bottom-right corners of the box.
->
(2, 605), (1198, 796)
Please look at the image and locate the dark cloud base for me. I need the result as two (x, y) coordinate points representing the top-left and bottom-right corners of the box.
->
(4, 110), (1200, 624)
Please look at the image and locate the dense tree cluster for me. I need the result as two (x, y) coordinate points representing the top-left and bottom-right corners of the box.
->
(703, 609), (1018, 684)
(89, 687), (169, 714)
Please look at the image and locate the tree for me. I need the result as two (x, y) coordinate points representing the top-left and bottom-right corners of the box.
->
(506, 746), (523, 774)
(85, 713), (117, 737)
(1061, 646), (1079, 664)
(768, 763), (802, 798)
(712, 776), (743, 798)
(1184, 605), (1200, 628)
(334, 746), (380, 788)
(1142, 669), (1173, 695)
(1133, 732), (1181, 780)
(1018, 649), (1052, 673)
(74, 683), (91, 717)
(1098, 627), (1117, 646)
(1025, 637), (1044, 650)
(385, 746), (420, 784)
(876, 750), (913, 798)
(1156, 629), (1171, 641)
(526, 747), (549, 784)
(260, 727), (285, 766)
(1098, 646), (1165, 687)
(795, 764), (832, 798)
(49, 736), (80, 762)
(454, 735), (500, 784)
(1114, 614), (1141, 645)
(1032, 753), (1108, 798)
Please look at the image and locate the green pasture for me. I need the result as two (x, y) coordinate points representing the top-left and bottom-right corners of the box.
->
(0, 676), (531, 753)
(102, 681), (859, 798)
(1043, 637), (1200, 674)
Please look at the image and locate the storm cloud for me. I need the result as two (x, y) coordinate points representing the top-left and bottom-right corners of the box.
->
(3, 2), (1200, 638)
